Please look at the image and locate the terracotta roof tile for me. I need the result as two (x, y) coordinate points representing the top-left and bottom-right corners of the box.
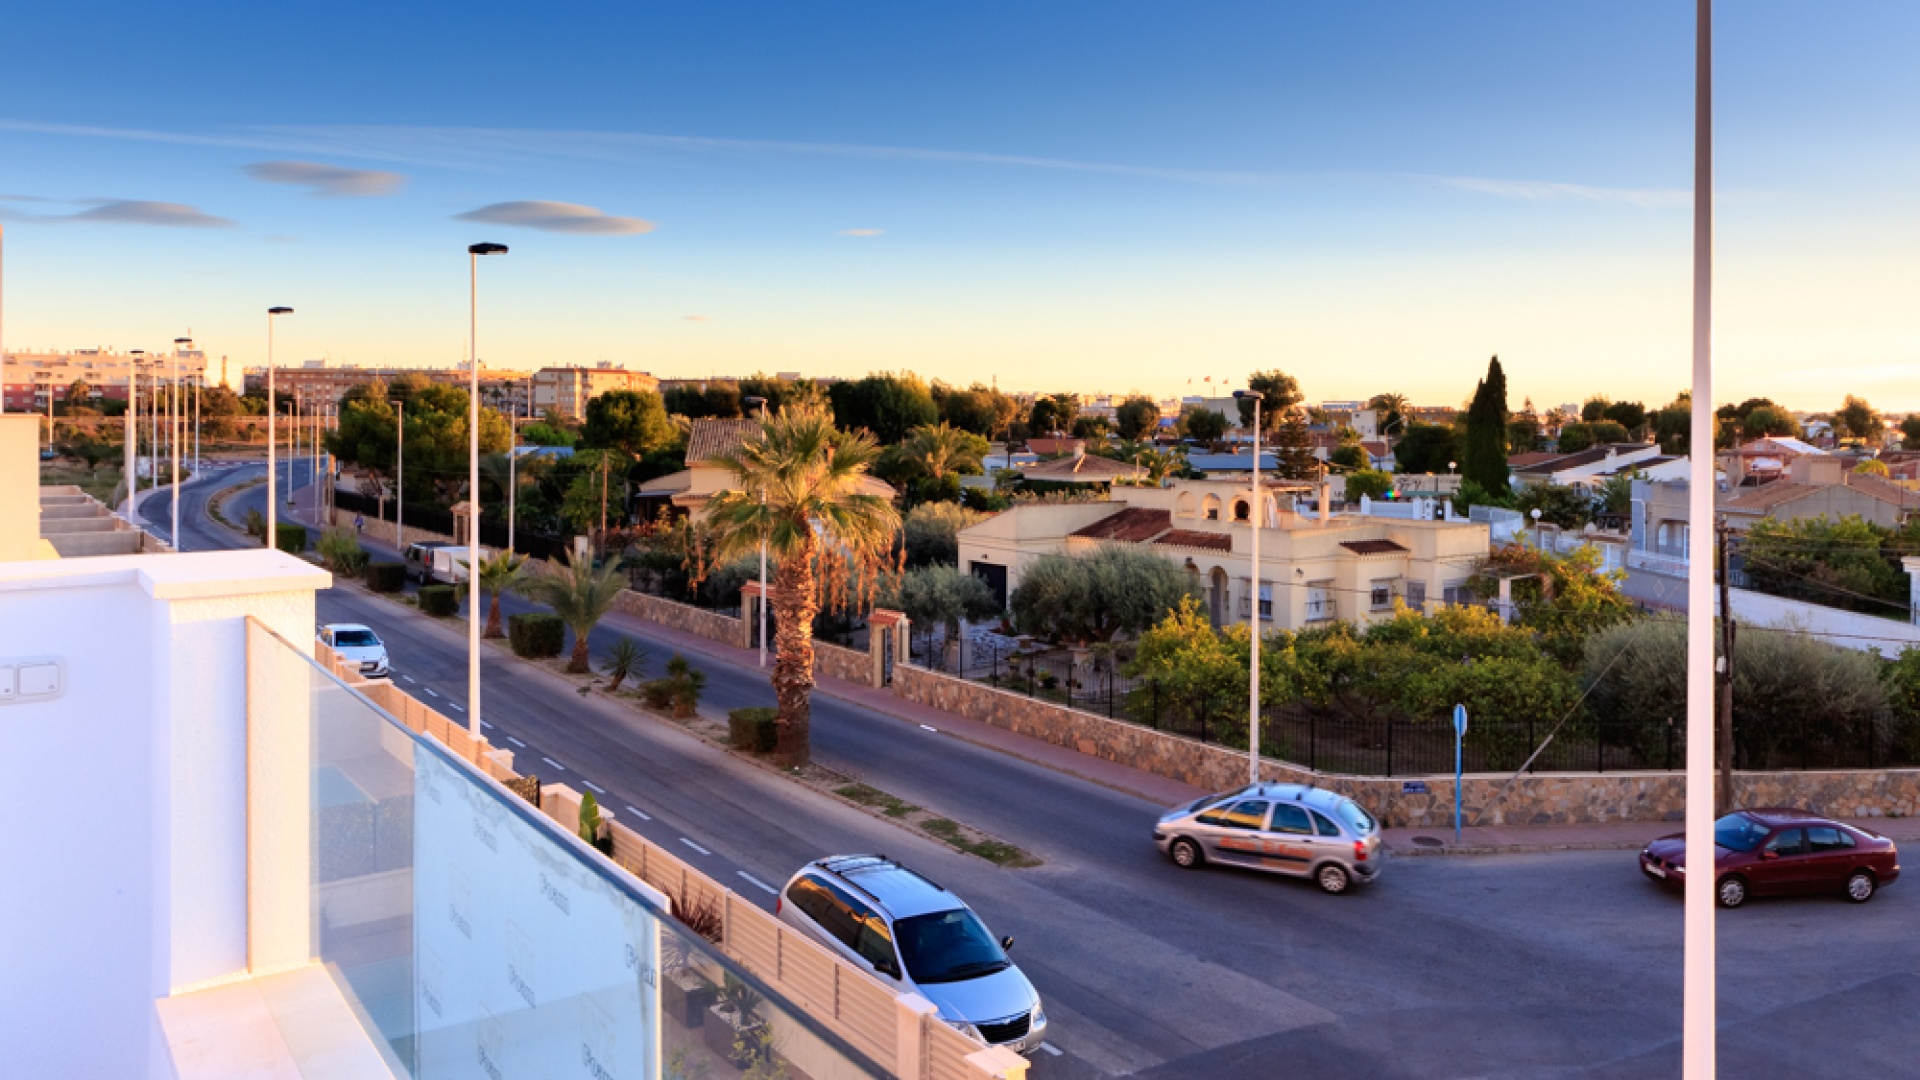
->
(1340, 539), (1410, 555)
(685, 418), (762, 466)
(1154, 529), (1233, 552)
(1070, 507), (1171, 542)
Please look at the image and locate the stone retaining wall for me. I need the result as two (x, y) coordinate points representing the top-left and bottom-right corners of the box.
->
(327, 506), (456, 554)
(812, 641), (874, 687)
(891, 663), (1920, 828)
(611, 590), (746, 650)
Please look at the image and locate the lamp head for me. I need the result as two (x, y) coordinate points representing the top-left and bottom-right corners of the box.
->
(468, 242), (509, 256)
(268, 306), (292, 315)
(743, 395), (768, 408)
(1231, 389), (1256, 400)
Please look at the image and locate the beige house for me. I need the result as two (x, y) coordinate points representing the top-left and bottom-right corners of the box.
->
(957, 478), (1490, 630)
(637, 417), (895, 523)
(531, 364), (660, 421)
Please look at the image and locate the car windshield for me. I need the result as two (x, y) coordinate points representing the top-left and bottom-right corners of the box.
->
(333, 630), (380, 647)
(1188, 792), (1239, 813)
(1714, 814), (1769, 852)
(892, 909), (1009, 985)
(1335, 800), (1376, 836)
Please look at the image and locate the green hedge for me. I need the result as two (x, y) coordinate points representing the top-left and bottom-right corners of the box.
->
(364, 562), (407, 593)
(418, 585), (459, 617)
(508, 612), (565, 658)
(728, 707), (779, 754)
(274, 523), (307, 555)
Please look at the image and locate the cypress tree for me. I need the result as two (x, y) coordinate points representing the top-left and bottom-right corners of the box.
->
(1463, 355), (1510, 497)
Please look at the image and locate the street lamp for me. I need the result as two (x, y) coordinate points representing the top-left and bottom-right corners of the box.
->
(1530, 507), (1543, 551)
(1231, 388), (1263, 784)
(467, 241), (508, 739)
(171, 338), (188, 550)
(744, 395), (770, 668)
(126, 350), (144, 523)
(266, 307), (293, 550)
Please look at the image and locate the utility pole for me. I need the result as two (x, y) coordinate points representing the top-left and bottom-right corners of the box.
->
(1715, 516), (1736, 813)
(599, 452), (610, 556)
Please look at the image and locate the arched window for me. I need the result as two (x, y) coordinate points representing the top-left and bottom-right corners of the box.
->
(1202, 495), (1222, 521)
(1233, 499), (1250, 522)
(1176, 491), (1197, 518)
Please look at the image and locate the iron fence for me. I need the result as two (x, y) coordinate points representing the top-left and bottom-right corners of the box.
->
(334, 489), (572, 561)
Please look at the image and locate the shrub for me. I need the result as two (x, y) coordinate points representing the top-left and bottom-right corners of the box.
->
(364, 562), (407, 593)
(274, 522), (307, 555)
(1010, 545), (1198, 643)
(601, 636), (648, 691)
(728, 707), (779, 753)
(1343, 468), (1395, 503)
(508, 612), (565, 657)
(245, 508), (265, 537)
(578, 791), (610, 853)
(665, 654), (706, 718)
(640, 679), (676, 710)
(418, 584), (458, 617)
(317, 525), (366, 574)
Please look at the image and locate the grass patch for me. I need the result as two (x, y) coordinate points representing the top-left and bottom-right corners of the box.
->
(41, 463), (127, 505)
(834, 783), (919, 818)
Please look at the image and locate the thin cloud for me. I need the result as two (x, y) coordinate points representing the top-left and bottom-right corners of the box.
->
(6, 199), (236, 228)
(245, 160), (404, 197)
(839, 228), (883, 237)
(1437, 176), (1689, 209)
(455, 200), (653, 235)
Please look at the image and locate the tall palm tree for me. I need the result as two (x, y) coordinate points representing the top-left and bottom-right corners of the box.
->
(900, 421), (983, 481)
(522, 550), (628, 672)
(474, 550), (527, 638)
(705, 406), (900, 767)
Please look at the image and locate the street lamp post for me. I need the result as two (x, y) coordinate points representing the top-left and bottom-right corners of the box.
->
(1232, 389), (1262, 784)
(466, 242), (508, 739)
(745, 395), (770, 667)
(266, 307), (292, 549)
(171, 341), (182, 549)
(395, 398), (404, 550)
(125, 350), (144, 523)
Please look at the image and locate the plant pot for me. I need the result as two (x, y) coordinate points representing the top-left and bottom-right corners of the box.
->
(663, 968), (717, 1030)
(703, 1004), (768, 1068)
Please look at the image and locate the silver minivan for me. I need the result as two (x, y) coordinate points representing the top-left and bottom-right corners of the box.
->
(776, 855), (1048, 1054)
(1154, 782), (1384, 893)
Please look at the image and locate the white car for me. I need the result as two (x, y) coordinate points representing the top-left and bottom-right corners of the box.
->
(318, 623), (391, 679)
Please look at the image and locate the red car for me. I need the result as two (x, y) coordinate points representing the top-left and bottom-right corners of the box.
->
(1640, 809), (1900, 908)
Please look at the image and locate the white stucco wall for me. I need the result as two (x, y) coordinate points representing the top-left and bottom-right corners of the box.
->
(0, 551), (326, 1079)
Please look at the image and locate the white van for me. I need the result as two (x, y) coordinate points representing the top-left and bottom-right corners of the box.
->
(405, 541), (477, 585)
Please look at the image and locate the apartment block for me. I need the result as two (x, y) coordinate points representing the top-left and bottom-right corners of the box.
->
(531, 363), (660, 420)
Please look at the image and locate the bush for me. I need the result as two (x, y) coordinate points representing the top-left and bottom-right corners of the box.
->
(640, 679), (676, 710)
(1010, 545), (1198, 643)
(508, 612), (565, 657)
(364, 562), (407, 593)
(317, 525), (366, 574)
(418, 585), (459, 617)
(245, 508), (265, 537)
(902, 502), (984, 567)
(665, 655), (706, 718)
(728, 707), (779, 753)
(274, 522), (307, 555)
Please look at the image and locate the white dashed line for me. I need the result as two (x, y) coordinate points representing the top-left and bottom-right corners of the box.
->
(1037, 1043), (1062, 1057)
(506, 737), (527, 748)
(448, 704), (465, 713)
(422, 687), (439, 698)
(584, 781), (606, 795)
(737, 871), (778, 896)
(679, 838), (712, 856)
(625, 805), (652, 821)
(541, 757), (566, 771)
(480, 720), (493, 729)
(919, 724), (938, 732)
(400, 675), (416, 684)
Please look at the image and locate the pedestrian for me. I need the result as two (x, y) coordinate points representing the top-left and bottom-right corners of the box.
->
(353, 513), (365, 537)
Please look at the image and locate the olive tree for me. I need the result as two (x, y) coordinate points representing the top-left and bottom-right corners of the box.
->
(1009, 546), (1198, 643)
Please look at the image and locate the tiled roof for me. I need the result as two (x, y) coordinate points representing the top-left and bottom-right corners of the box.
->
(1340, 539), (1410, 556)
(1515, 445), (1647, 474)
(1507, 452), (1560, 468)
(1026, 438), (1085, 456)
(1070, 507), (1171, 542)
(1154, 530), (1233, 552)
(1021, 454), (1146, 482)
(1720, 482), (1816, 513)
(685, 418), (762, 466)
(1846, 474), (1920, 508)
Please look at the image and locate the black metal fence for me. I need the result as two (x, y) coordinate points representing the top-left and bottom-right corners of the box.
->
(333, 489), (573, 562)
(963, 639), (1916, 776)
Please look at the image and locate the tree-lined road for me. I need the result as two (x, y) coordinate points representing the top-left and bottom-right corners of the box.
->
(169, 471), (1920, 1079)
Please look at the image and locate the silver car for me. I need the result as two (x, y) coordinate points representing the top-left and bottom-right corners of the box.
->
(776, 855), (1048, 1054)
(1154, 782), (1383, 893)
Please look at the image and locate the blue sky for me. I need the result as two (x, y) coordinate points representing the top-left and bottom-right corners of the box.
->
(2, 1), (1916, 411)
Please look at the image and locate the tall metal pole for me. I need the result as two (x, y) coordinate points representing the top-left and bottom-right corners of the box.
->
(465, 243), (506, 737)
(266, 308), (292, 550)
(396, 399), (404, 550)
(171, 348), (181, 548)
(125, 353), (140, 522)
(1246, 397), (1261, 784)
(1683, 3), (1717, 1077)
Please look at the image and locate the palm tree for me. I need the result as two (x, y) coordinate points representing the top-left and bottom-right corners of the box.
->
(474, 550), (527, 638)
(900, 421), (983, 481)
(704, 406), (900, 767)
(522, 550), (628, 672)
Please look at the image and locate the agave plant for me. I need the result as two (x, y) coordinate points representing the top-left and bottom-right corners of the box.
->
(600, 636), (648, 691)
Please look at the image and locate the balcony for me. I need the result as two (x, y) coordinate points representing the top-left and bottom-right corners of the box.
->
(1627, 548), (1689, 578)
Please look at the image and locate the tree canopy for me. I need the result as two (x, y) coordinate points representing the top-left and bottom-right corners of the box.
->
(828, 373), (939, 444)
(1009, 545), (1198, 643)
(581, 389), (675, 456)
(1179, 406), (1228, 444)
(1461, 357), (1510, 496)
(1393, 422), (1458, 474)
(1114, 396), (1162, 441)
(1238, 370), (1304, 430)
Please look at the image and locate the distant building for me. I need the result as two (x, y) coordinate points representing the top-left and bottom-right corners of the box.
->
(3, 346), (209, 411)
(531, 364), (660, 421)
(242, 361), (538, 412)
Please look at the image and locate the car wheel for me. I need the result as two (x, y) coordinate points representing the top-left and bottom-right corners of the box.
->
(1169, 838), (1204, 869)
(1844, 871), (1876, 903)
(1716, 875), (1748, 909)
(1316, 864), (1351, 895)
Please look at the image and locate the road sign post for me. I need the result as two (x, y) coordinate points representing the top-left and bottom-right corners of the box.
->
(1453, 704), (1468, 844)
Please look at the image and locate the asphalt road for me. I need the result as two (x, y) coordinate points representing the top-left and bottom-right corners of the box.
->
(173, 470), (1920, 1079)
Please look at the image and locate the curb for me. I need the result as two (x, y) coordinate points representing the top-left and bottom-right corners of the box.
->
(1386, 839), (1650, 858)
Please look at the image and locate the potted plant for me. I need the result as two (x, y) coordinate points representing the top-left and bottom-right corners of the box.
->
(704, 974), (769, 1067)
(577, 791), (614, 855)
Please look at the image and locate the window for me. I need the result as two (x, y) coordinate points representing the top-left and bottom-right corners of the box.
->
(1268, 803), (1313, 836)
(1233, 499), (1250, 522)
(1808, 826), (1854, 852)
(1203, 496), (1222, 521)
(785, 875), (836, 927)
(1406, 580), (1428, 610)
(1238, 583), (1274, 620)
(1369, 579), (1396, 612)
(1764, 828), (1809, 857)
(851, 912), (901, 977)
(1713, 814), (1768, 852)
(333, 629), (379, 647)
(893, 909), (1010, 985)
(1335, 799), (1376, 837)
(1201, 799), (1269, 830)
(1305, 585), (1334, 622)
(809, 879), (871, 951)
(1441, 582), (1469, 606)
(1311, 810), (1343, 837)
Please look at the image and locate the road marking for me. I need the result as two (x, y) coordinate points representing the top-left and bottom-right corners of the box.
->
(679, 838), (712, 856)
(584, 781), (607, 795)
(1037, 1043), (1062, 1057)
(542, 757), (566, 771)
(737, 871), (778, 896)
(448, 703), (465, 713)
(400, 675), (416, 684)
(422, 687), (440, 698)
(480, 720), (493, 729)
(625, 805), (653, 821)
(919, 724), (938, 732)
(506, 737), (527, 748)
